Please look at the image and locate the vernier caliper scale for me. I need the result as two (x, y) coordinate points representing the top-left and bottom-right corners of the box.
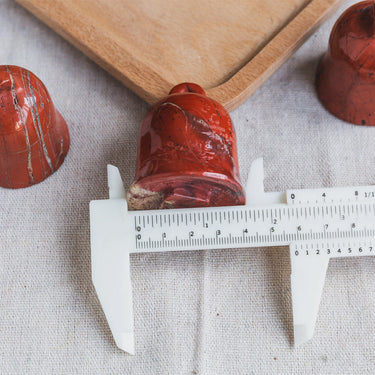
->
(90, 158), (375, 354)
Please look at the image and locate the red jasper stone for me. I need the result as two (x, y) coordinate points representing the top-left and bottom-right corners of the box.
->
(127, 82), (245, 210)
(316, 1), (375, 125)
(0, 65), (69, 189)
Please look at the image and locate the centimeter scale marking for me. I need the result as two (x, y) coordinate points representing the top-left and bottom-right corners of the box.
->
(131, 201), (375, 255)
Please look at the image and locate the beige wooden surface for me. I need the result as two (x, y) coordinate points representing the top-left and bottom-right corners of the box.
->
(14, 0), (343, 110)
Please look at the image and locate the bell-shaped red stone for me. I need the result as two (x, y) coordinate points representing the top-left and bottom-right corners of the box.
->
(127, 83), (245, 209)
(0, 65), (69, 188)
(316, 1), (375, 125)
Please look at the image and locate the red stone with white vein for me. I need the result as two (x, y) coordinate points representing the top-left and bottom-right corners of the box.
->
(127, 82), (245, 210)
(0, 65), (69, 189)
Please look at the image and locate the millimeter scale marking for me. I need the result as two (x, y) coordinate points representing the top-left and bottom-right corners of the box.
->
(90, 158), (375, 354)
(131, 203), (375, 252)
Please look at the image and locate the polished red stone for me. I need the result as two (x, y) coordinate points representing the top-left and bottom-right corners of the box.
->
(316, 1), (375, 125)
(0, 65), (69, 189)
(127, 82), (245, 209)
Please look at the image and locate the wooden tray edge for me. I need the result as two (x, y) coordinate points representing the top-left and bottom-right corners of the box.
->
(207, 0), (345, 112)
(15, 0), (344, 112)
(14, 0), (174, 102)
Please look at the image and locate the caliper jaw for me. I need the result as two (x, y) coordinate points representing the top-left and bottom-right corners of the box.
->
(245, 158), (285, 205)
(290, 246), (329, 346)
(90, 166), (135, 354)
(246, 158), (328, 347)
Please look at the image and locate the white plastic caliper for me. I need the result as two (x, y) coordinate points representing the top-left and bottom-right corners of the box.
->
(90, 158), (375, 354)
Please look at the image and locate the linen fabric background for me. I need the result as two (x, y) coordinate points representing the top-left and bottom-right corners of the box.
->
(1, 0), (375, 373)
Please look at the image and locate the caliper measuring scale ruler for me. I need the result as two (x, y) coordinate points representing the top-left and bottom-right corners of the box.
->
(90, 158), (375, 354)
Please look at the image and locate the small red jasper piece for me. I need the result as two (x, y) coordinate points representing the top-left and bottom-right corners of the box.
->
(316, 1), (375, 125)
(0, 65), (69, 189)
(127, 82), (245, 210)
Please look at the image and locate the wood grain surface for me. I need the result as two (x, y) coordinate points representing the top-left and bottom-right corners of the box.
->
(15, 0), (344, 111)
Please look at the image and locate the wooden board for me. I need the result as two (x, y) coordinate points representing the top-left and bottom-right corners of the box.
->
(15, 0), (344, 111)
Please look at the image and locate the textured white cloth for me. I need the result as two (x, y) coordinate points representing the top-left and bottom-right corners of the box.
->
(1, 0), (375, 373)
